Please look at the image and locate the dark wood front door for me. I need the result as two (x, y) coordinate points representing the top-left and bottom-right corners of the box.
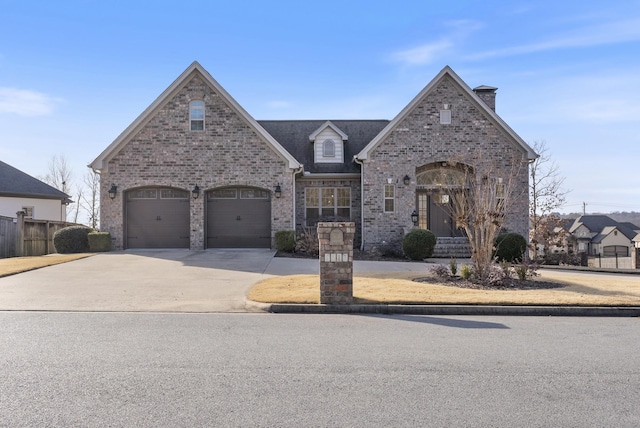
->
(417, 192), (462, 237)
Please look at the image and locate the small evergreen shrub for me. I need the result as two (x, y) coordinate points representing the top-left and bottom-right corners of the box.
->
(53, 225), (95, 254)
(460, 265), (473, 280)
(88, 232), (112, 252)
(275, 230), (295, 252)
(402, 229), (437, 260)
(494, 233), (527, 263)
(449, 258), (458, 276)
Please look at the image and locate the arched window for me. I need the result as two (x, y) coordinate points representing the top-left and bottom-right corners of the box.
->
(190, 100), (205, 131)
(323, 139), (335, 157)
(416, 166), (467, 187)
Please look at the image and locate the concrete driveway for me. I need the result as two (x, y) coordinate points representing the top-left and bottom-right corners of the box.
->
(0, 249), (281, 313)
(0, 250), (434, 313)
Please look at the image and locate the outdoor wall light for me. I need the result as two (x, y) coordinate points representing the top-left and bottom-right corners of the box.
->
(410, 210), (418, 226)
(274, 184), (282, 198)
(108, 184), (117, 200)
(192, 184), (200, 199)
(403, 175), (411, 185)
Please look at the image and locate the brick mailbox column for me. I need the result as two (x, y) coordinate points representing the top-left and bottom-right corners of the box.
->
(318, 222), (355, 304)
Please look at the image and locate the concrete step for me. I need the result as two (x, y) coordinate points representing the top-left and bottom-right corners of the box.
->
(432, 237), (472, 258)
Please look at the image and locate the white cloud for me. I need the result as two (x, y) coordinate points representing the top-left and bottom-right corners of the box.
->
(467, 18), (640, 60)
(392, 40), (453, 66)
(0, 87), (61, 116)
(266, 100), (293, 109)
(391, 20), (483, 66)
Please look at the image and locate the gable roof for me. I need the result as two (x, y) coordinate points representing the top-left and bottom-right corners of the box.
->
(259, 120), (389, 175)
(355, 66), (538, 161)
(308, 121), (349, 142)
(569, 215), (620, 234)
(570, 215), (638, 242)
(0, 160), (71, 201)
(90, 61), (301, 171)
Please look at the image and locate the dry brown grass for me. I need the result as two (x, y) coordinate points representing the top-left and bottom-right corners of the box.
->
(248, 271), (640, 306)
(0, 254), (93, 278)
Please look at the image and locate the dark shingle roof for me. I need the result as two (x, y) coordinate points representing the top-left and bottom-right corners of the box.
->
(258, 120), (390, 174)
(571, 215), (637, 242)
(0, 160), (70, 201)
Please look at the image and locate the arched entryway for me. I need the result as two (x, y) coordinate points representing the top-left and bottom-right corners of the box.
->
(415, 163), (468, 237)
(206, 187), (271, 248)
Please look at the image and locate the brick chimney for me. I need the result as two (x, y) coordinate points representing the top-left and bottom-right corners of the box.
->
(473, 85), (498, 111)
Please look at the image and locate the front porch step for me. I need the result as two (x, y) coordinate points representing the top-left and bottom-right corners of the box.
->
(432, 237), (472, 259)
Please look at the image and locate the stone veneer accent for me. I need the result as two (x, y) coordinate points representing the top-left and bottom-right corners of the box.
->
(99, 74), (294, 250)
(361, 75), (530, 250)
(318, 222), (355, 304)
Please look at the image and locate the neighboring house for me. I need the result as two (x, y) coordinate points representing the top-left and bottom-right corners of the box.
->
(569, 215), (639, 257)
(0, 160), (71, 221)
(89, 62), (536, 252)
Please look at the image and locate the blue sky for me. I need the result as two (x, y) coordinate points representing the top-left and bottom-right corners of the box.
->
(1, 0), (639, 214)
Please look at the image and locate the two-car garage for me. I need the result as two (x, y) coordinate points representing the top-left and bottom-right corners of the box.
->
(125, 187), (271, 249)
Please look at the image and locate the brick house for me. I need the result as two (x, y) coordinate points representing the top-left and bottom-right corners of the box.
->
(90, 62), (536, 252)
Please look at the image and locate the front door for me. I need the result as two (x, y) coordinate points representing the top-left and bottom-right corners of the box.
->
(417, 192), (461, 237)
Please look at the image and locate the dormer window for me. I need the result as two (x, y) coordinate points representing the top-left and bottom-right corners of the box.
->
(309, 121), (348, 164)
(190, 100), (205, 131)
(323, 139), (335, 157)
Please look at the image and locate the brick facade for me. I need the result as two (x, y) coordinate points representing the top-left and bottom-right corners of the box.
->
(93, 63), (534, 253)
(99, 74), (294, 250)
(361, 75), (530, 250)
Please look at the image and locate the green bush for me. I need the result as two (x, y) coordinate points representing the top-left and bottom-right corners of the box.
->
(402, 229), (437, 260)
(460, 265), (473, 280)
(53, 225), (95, 254)
(275, 230), (295, 252)
(88, 232), (112, 252)
(494, 232), (527, 263)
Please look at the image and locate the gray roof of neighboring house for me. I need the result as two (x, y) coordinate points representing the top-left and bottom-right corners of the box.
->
(0, 160), (71, 201)
(572, 215), (637, 242)
(258, 120), (390, 174)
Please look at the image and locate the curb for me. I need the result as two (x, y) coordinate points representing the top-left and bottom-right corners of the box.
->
(259, 303), (640, 317)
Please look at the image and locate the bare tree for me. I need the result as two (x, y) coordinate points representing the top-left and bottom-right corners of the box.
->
(80, 168), (100, 229)
(436, 157), (523, 281)
(40, 154), (75, 220)
(529, 141), (570, 259)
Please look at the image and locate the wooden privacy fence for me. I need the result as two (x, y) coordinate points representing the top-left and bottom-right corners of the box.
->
(0, 212), (77, 258)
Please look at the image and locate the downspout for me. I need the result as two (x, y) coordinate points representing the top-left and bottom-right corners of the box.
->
(292, 166), (303, 231)
(353, 156), (365, 251)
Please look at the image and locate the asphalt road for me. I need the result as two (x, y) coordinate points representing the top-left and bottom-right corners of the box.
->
(1, 313), (639, 427)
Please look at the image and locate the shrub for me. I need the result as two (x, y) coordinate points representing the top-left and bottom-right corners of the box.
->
(88, 232), (112, 252)
(295, 227), (319, 256)
(275, 230), (295, 252)
(494, 233), (527, 263)
(430, 264), (450, 279)
(402, 229), (437, 261)
(514, 263), (539, 281)
(449, 258), (458, 276)
(460, 265), (473, 280)
(53, 225), (95, 253)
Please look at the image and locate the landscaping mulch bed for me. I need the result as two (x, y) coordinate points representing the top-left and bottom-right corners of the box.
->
(413, 275), (565, 291)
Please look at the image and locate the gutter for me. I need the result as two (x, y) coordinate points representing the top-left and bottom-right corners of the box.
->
(353, 155), (365, 251)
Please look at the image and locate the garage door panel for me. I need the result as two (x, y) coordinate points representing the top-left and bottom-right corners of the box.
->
(207, 188), (271, 248)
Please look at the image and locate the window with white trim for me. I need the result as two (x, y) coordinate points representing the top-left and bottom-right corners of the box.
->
(323, 139), (335, 157)
(439, 109), (451, 125)
(190, 100), (205, 131)
(305, 187), (350, 225)
(384, 184), (394, 212)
